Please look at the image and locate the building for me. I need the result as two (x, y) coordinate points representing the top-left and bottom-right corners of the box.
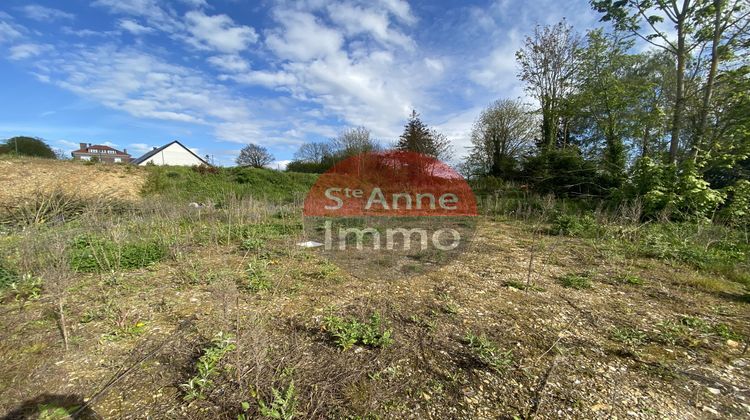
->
(131, 140), (209, 166)
(71, 143), (131, 163)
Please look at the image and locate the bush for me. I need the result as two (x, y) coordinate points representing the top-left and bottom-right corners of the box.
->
(69, 235), (166, 272)
(549, 213), (601, 237)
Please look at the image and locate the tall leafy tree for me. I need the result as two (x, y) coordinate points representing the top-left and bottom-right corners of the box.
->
(466, 99), (536, 178)
(591, 0), (709, 162)
(516, 20), (582, 150)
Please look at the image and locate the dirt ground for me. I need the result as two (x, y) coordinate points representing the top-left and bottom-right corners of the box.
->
(0, 158), (146, 207)
(0, 217), (748, 419)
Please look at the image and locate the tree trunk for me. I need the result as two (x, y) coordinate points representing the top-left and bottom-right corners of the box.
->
(692, 0), (723, 162)
(670, 24), (687, 163)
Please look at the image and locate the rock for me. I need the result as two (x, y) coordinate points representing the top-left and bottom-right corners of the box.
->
(706, 387), (721, 395)
(726, 339), (739, 348)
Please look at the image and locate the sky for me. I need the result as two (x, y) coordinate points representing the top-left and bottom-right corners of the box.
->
(0, 0), (602, 167)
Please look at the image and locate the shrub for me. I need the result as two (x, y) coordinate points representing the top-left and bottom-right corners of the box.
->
(323, 312), (393, 351)
(549, 213), (601, 237)
(68, 235), (166, 272)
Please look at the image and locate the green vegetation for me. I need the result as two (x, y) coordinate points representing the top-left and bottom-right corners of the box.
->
(141, 165), (317, 203)
(257, 381), (297, 420)
(323, 312), (393, 351)
(181, 332), (236, 401)
(559, 273), (592, 290)
(68, 235), (167, 273)
(0, 136), (56, 159)
(464, 332), (513, 373)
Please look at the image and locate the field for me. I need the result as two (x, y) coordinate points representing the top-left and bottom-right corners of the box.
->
(0, 158), (748, 419)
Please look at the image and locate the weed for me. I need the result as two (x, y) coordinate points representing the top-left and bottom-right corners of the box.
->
(559, 273), (592, 290)
(464, 333), (513, 373)
(713, 324), (742, 341)
(0, 263), (17, 290)
(241, 237), (265, 251)
(100, 321), (147, 343)
(68, 235), (166, 272)
(679, 316), (709, 331)
(244, 260), (272, 292)
(8, 274), (42, 301)
(181, 332), (236, 401)
(313, 261), (340, 281)
(323, 313), (393, 351)
(257, 380), (297, 420)
(611, 327), (648, 347)
(656, 321), (688, 346)
(617, 273), (644, 285)
(504, 280), (545, 291)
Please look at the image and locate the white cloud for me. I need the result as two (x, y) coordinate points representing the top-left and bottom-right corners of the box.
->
(207, 54), (250, 72)
(377, 0), (416, 24)
(30, 45), (262, 142)
(269, 159), (291, 170)
(266, 10), (343, 61)
(128, 143), (154, 154)
(326, 3), (414, 49)
(9, 43), (52, 60)
(227, 70), (296, 88)
(184, 11), (258, 53)
(118, 19), (154, 35)
(0, 20), (23, 43)
(21, 5), (75, 22)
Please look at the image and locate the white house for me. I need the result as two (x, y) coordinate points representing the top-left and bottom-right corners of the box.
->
(132, 141), (209, 166)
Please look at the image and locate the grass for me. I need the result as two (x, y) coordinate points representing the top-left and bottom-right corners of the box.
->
(141, 165), (317, 204)
(559, 273), (592, 290)
(68, 235), (167, 273)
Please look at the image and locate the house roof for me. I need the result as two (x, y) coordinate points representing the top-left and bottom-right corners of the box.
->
(131, 140), (210, 165)
(72, 144), (130, 155)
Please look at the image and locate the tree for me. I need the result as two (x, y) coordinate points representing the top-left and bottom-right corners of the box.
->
(236, 144), (274, 168)
(516, 20), (582, 150)
(568, 30), (642, 186)
(294, 142), (333, 164)
(465, 99), (536, 178)
(396, 110), (452, 159)
(591, 0), (710, 163)
(331, 126), (379, 157)
(0, 136), (56, 158)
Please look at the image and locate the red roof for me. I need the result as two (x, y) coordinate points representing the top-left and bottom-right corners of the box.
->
(72, 144), (130, 156)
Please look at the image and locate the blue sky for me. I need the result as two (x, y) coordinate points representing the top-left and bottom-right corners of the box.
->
(0, 0), (600, 167)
